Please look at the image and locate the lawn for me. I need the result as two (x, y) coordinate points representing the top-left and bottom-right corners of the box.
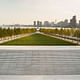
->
(0, 33), (76, 45)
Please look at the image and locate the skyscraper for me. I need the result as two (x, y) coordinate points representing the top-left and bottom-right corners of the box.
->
(79, 20), (80, 27)
(33, 21), (42, 27)
(33, 21), (36, 27)
(39, 21), (42, 27)
(37, 21), (40, 27)
(70, 16), (77, 27)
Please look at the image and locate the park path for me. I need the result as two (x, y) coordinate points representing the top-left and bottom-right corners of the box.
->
(0, 33), (35, 44)
(40, 32), (80, 45)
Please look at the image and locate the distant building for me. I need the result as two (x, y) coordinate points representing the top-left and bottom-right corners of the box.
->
(63, 19), (69, 27)
(39, 21), (42, 27)
(70, 16), (77, 27)
(33, 21), (36, 27)
(51, 22), (54, 27)
(78, 20), (80, 27)
(44, 21), (50, 27)
(33, 21), (42, 27)
(57, 21), (64, 27)
(64, 19), (68, 24)
(37, 21), (40, 27)
(56, 19), (69, 28)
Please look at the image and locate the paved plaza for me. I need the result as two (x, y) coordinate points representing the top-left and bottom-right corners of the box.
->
(0, 46), (80, 75)
(0, 75), (80, 80)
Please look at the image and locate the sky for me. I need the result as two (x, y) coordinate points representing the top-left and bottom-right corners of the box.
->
(0, 0), (80, 25)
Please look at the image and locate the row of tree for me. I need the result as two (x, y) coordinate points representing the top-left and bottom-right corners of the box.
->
(40, 28), (80, 38)
(0, 27), (36, 40)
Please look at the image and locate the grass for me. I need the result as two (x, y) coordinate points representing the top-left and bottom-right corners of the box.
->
(0, 33), (77, 45)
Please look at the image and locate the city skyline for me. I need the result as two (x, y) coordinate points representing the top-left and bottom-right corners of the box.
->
(1, 16), (79, 28)
(0, 0), (80, 25)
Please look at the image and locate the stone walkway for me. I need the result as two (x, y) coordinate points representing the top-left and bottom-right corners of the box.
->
(0, 75), (80, 80)
(0, 46), (80, 75)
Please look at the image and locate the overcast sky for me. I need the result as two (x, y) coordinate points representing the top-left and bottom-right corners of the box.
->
(0, 0), (80, 25)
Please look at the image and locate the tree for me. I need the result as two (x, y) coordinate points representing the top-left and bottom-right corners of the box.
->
(0, 27), (3, 40)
